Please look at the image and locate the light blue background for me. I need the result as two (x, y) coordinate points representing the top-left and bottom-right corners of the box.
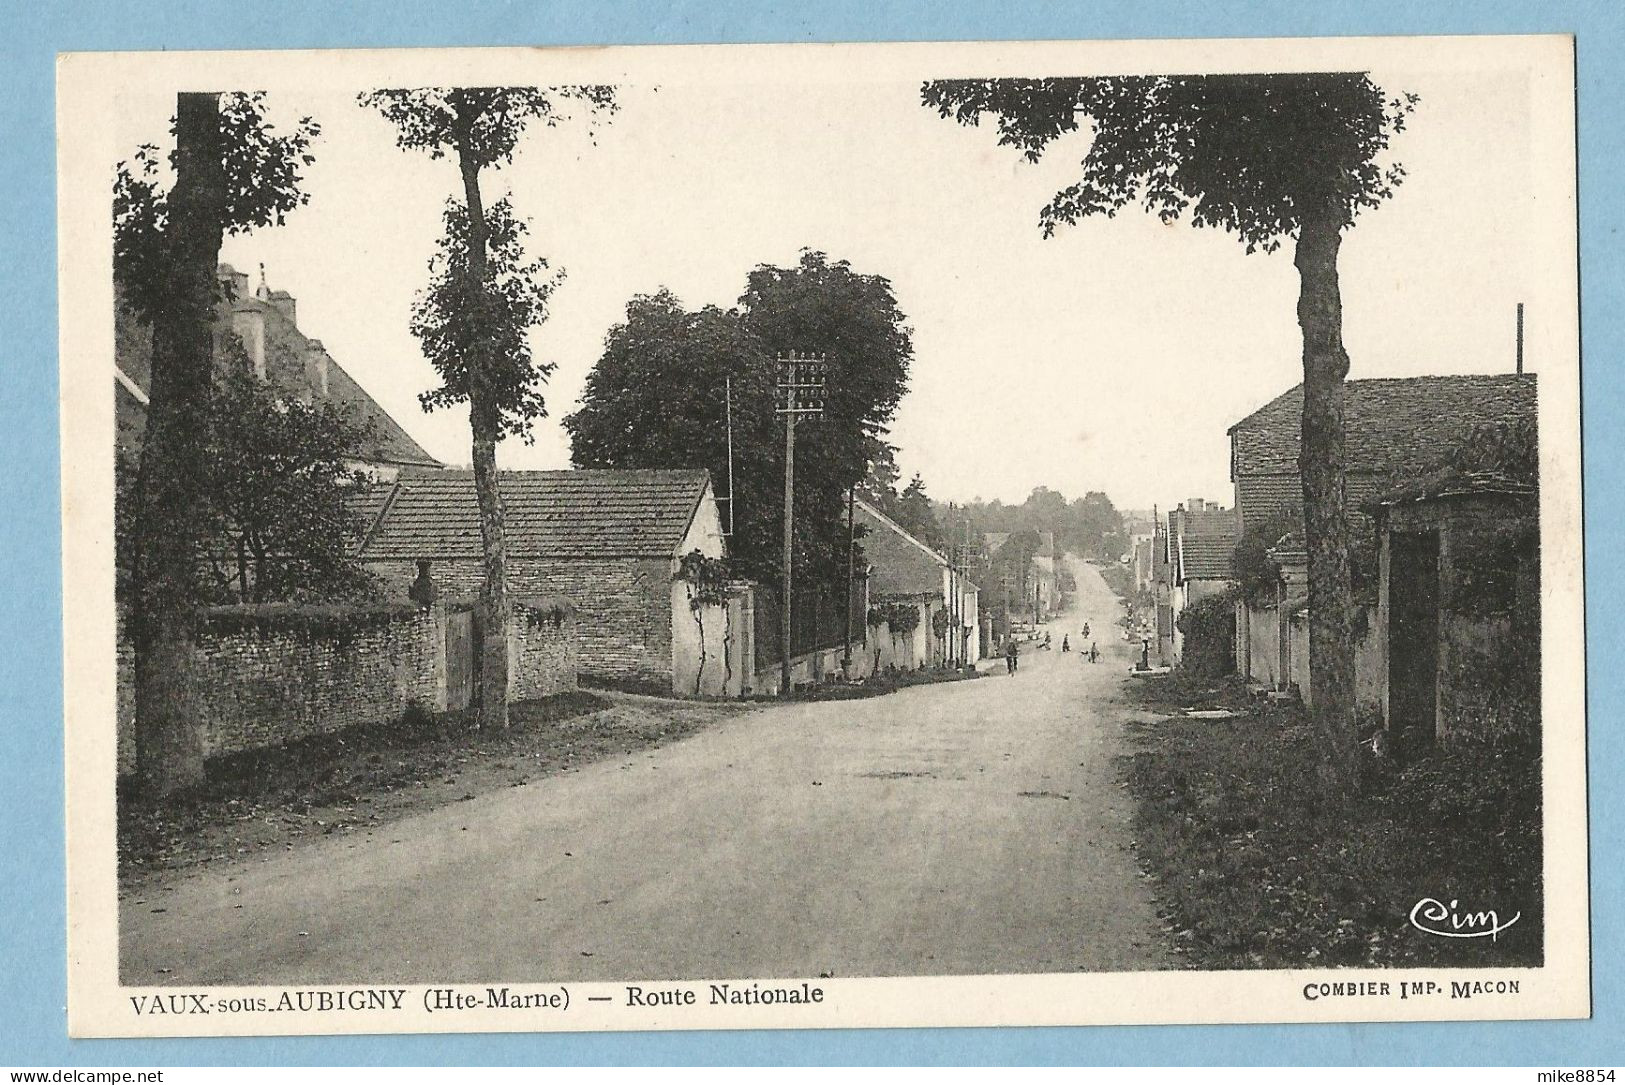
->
(3, 0), (1619, 1067)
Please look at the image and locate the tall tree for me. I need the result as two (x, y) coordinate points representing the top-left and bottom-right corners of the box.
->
(566, 254), (914, 596)
(115, 92), (319, 795)
(738, 250), (916, 589)
(923, 74), (1415, 796)
(361, 85), (616, 729)
(894, 475), (942, 550)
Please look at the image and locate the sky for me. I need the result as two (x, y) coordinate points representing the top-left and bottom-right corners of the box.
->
(116, 60), (1541, 515)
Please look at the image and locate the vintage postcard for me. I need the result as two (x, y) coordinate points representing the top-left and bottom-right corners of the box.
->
(59, 34), (1586, 1037)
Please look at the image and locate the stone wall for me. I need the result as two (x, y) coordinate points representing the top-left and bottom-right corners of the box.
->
(117, 603), (444, 775)
(507, 598), (579, 702)
(116, 598), (579, 776)
(368, 557), (675, 689)
(1284, 604), (1383, 710)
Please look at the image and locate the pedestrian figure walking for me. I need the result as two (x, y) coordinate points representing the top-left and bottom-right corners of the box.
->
(1061, 635), (1070, 653)
(1005, 638), (1019, 675)
(1089, 642), (1099, 664)
(1082, 622), (1091, 640)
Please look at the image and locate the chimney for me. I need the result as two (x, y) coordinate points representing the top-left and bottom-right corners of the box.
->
(217, 263), (250, 303)
(256, 264), (297, 325)
(231, 308), (267, 380)
(305, 339), (331, 398)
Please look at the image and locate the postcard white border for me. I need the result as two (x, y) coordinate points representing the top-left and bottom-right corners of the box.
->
(58, 33), (1588, 1038)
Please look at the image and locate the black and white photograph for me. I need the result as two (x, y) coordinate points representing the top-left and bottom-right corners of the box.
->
(57, 35), (1586, 1035)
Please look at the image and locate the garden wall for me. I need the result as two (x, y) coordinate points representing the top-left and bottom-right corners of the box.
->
(117, 599), (578, 776)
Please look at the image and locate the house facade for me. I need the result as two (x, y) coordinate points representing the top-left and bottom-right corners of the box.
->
(116, 265), (444, 478)
(855, 498), (980, 673)
(1161, 499), (1238, 663)
(1229, 373), (1537, 699)
(354, 468), (740, 697)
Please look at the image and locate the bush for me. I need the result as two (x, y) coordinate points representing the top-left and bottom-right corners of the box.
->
(1176, 594), (1235, 677)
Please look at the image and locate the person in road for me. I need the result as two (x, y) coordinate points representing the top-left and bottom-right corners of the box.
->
(1082, 622), (1091, 640)
(1042, 631), (1052, 650)
(1061, 635), (1070, 653)
(1089, 642), (1099, 664)
(1005, 637), (1019, 674)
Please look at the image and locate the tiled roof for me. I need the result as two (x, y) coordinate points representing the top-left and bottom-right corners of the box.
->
(856, 499), (948, 598)
(1236, 472), (1388, 528)
(355, 469), (713, 560)
(1229, 375), (1537, 478)
(1178, 535), (1236, 581)
(114, 278), (443, 469)
(1169, 505), (1238, 583)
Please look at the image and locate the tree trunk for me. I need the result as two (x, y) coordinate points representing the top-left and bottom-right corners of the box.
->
(455, 118), (511, 730)
(1294, 199), (1358, 800)
(131, 92), (226, 796)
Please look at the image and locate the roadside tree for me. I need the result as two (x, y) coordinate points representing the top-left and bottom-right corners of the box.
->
(361, 85), (616, 728)
(114, 91), (320, 795)
(923, 74), (1416, 797)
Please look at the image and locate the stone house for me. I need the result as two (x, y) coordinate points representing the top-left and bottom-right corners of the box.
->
(354, 468), (738, 697)
(116, 264), (444, 478)
(855, 498), (979, 672)
(1229, 373), (1536, 696)
(1162, 499), (1238, 664)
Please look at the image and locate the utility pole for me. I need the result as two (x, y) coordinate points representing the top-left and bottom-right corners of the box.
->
(775, 351), (827, 697)
(945, 502), (957, 670)
(1000, 573), (1013, 646)
(843, 484), (855, 678)
(721, 375), (736, 536)
(955, 516), (968, 662)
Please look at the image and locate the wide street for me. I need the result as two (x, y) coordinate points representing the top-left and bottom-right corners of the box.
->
(121, 556), (1171, 983)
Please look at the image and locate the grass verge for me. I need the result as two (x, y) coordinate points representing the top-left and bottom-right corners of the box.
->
(1120, 671), (1542, 968)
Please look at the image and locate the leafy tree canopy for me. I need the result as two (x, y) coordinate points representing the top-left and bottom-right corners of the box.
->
(114, 92), (320, 321)
(412, 196), (562, 440)
(359, 86), (616, 169)
(116, 341), (379, 608)
(921, 74), (1416, 251)
(566, 251), (915, 591)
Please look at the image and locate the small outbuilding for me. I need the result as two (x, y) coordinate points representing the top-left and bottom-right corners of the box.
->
(1373, 468), (1539, 755)
(355, 468), (745, 697)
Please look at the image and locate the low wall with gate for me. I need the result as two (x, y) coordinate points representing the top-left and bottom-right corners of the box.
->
(117, 599), (577, 776)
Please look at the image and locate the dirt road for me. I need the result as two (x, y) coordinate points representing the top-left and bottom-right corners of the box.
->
(121, 556), (1170, 983)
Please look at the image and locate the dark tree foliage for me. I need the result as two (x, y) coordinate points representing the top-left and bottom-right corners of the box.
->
(411, 197), (561, 440)
(858, 445), (946, 551)
(1232, 508), (1304, 608)
(197, 365), (380, 604)
(114, 91), (320, 796)
(566, 252), (915, 593)
(115, 93), (320, 321)
(1176, 593), (1237, 677)
(955, 486), (1126, 559)
(360, 86), (616, 170)
(360, 84), (616, 729)
(923, 73), (1416, 797)
(922, 75), (1413, 249)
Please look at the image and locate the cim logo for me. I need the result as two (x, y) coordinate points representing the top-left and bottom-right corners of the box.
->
(1409, 897), (1522, 942)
